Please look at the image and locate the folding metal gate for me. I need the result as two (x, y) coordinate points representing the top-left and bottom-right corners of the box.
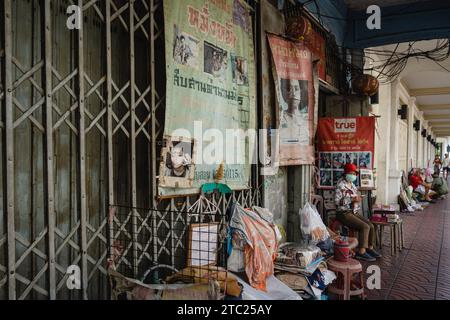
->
(0, 0), (259, 300)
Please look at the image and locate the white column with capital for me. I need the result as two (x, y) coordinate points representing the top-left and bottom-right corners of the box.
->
(387, 80), (402, 204)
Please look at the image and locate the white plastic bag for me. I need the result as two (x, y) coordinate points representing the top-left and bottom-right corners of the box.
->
(299, 202), (329, 242)
(227, 247), (245, 272)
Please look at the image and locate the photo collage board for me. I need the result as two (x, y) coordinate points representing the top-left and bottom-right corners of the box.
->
(319, 151), (373, 188)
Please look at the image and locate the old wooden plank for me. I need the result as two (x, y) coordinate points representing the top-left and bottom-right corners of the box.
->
(53, 0), (79, 300)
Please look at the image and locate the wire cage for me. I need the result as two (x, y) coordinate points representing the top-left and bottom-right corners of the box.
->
(108, 198), (232, 299)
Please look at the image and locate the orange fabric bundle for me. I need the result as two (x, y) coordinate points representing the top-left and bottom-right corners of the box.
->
(241, 210), (278, 292)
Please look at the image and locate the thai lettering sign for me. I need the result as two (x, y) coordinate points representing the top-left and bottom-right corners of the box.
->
(317, 117), (376, 188)
(161, 0), (256, 195)
(267, 34), (315, 166)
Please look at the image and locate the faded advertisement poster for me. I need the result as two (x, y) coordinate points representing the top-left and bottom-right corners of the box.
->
(267, 34), (315, 166)
(162, 0), (256, 196)
(317, 117), (376, 188)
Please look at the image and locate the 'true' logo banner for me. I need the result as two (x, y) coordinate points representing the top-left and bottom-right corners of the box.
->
(334, 119), (357, 133)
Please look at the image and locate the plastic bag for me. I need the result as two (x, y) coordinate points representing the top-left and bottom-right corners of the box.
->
(299, 202), (329, 242)
(227, 247), (245, 272)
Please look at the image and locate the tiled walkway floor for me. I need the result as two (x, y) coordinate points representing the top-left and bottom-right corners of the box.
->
(362, 194), (450, 300)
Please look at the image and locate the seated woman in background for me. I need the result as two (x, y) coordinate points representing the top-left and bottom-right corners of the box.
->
(409, 168), (435, 202)
(335, 163), (381, 262)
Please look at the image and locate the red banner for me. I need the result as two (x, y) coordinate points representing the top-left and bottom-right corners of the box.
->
(317, 117), (376, 187)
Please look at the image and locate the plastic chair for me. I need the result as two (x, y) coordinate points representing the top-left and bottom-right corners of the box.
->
(327, 258), (365, 300)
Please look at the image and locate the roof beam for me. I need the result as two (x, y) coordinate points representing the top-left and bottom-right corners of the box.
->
(346, 0), (450, 48)
(425, 115), (450, 120)
(419, 104), (450, 111)
(429, 121), (450, 125)
(434, 129), (450, 132)
(410, 87), (450, 96)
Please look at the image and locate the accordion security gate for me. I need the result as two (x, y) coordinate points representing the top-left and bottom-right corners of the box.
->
(0, 0), (259, 300)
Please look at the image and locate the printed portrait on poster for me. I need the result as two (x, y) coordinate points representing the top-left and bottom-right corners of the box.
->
(232, 55), (248, 86)
(279, 78), (310, 145)
(159, 136), (196, 188)
(172, 25), (200, 68)
(204, 41), (228, 82)
(268, 34), (315, 166)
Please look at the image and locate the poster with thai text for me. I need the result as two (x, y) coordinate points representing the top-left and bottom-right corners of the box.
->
(267, 34), (315, 166)
(162, 0), (256, 196)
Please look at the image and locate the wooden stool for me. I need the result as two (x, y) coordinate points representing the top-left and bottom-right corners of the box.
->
(327, 258), (365, 300)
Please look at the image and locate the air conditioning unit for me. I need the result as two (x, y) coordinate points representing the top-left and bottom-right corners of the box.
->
(397, 105), (408, 120)
(422, 129), (427, 137)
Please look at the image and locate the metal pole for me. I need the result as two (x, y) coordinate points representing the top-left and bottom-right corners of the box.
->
(4, 0), (16, 300)
(105, 0), (114, 268)
(150, 0), (158, 264)
(129, 0), (138, 278)
(43, 0), (56, 300)
(77, 0), (88, 300)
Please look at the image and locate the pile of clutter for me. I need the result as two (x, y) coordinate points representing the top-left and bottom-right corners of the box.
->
(270, 202), (337, 300)
(108, 199), (346, 300)
(109, 203), (302, 300)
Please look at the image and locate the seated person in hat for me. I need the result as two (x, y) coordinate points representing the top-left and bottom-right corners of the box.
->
(334, 163), (381, 262)
(409, 168), (435, 202)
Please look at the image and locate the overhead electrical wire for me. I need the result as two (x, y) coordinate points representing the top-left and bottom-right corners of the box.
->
(365, 39), (450, 83)
(283, 2), (450, 84)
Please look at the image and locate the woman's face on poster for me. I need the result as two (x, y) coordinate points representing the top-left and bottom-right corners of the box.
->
(285, 79), (301, 110)
(170, 146), (185, 169)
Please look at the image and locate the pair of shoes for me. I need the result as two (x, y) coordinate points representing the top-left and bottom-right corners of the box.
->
(366, 249), (382, 259)
(355, 252), (376, 262)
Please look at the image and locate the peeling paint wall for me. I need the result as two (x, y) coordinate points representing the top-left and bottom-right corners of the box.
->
(259, 0), (288, 230)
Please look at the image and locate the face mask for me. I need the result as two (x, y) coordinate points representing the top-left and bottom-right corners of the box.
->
(345, 174), (357, 183)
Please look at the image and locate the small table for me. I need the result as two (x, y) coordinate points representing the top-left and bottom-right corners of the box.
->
(371, 219), (404, 256)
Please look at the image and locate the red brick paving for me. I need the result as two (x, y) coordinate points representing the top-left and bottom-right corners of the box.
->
(360, 193), (450, 300)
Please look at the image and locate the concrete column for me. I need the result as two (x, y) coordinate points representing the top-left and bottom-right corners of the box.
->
(387, 80), (402, 204)
(373, 82), (392, 205)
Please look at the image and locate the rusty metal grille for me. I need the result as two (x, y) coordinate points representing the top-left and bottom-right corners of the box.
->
(110, 189), (261, 281)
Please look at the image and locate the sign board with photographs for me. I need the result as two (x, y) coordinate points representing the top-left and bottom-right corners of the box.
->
(267, 34), (315, 166)
(162, 0), (256, 196)
(317, 117), (376, 188)
(359, 169), (374, 189)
